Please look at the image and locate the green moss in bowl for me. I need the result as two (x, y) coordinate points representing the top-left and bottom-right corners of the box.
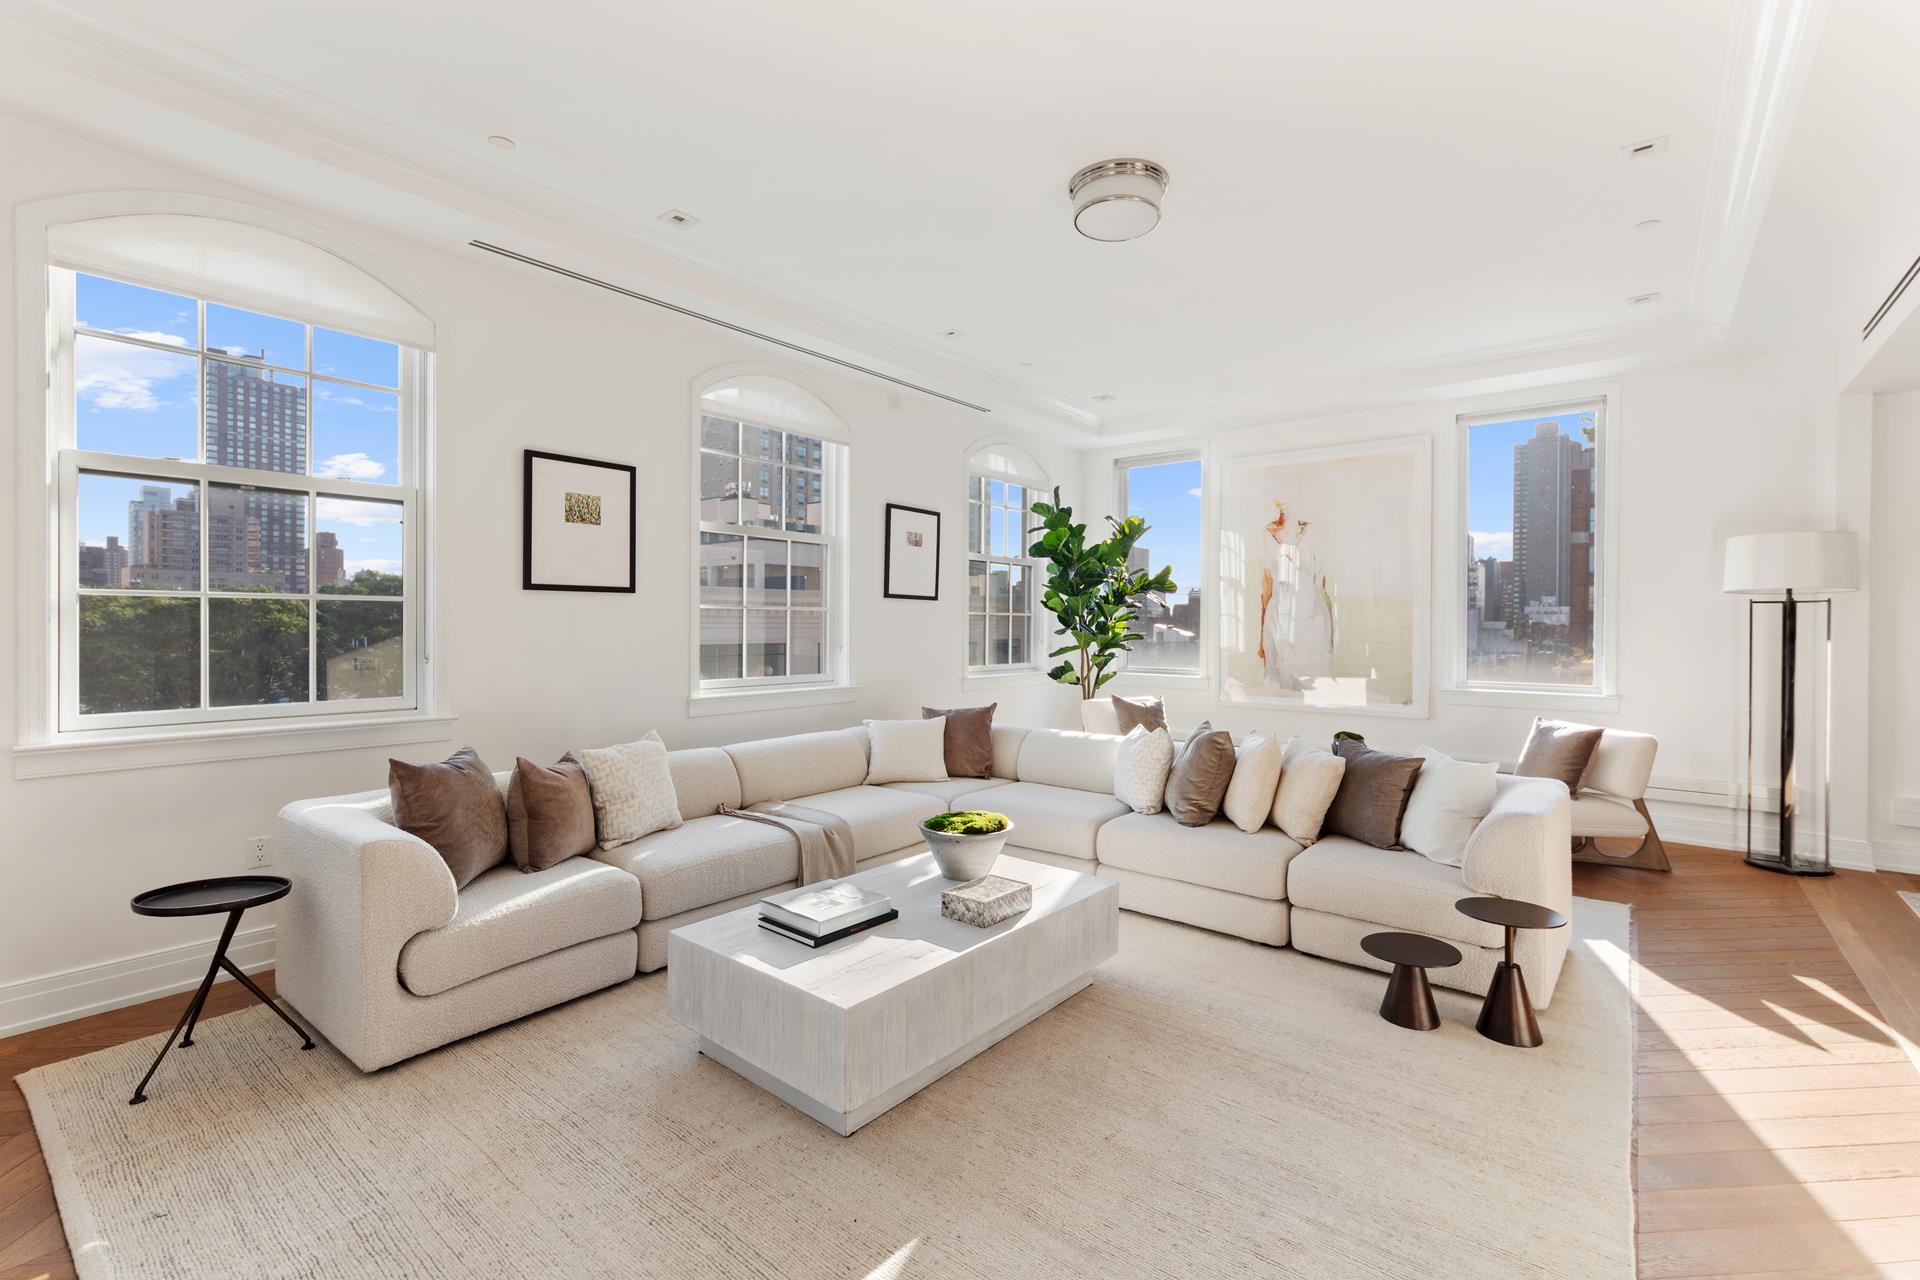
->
(922, 810), (1009, 836)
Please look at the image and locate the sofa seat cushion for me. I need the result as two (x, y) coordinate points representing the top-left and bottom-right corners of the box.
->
(398, 858), (643, 997)
(954, 780), (1127, 861)
(1096, 812), (1302, 900)
(883, 778), (1013, 805)
(593, 814), (799, 920)
(789, 785), (944, 860)
(1570, 794), (1649, 839)
(1285, 838), (1503, 949)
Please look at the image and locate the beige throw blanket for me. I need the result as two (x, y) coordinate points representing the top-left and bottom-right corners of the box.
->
(720, 801), (858, 885)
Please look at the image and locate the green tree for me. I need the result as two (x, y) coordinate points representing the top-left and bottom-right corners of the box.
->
(1028, 487), (1177, 699)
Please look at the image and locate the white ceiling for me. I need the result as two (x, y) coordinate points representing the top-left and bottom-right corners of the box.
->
(0, 0), (1859, 429)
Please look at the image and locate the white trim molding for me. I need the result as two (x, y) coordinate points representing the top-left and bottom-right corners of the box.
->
(12, 711), (457, 780)
(0, 921), (275, 1038)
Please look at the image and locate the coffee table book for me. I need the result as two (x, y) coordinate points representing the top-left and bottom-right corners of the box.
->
(757, 909), (900, 948)
(759, 882), (893, 937)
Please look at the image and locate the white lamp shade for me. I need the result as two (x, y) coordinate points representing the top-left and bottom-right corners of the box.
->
(1722, 531), (1859, 595)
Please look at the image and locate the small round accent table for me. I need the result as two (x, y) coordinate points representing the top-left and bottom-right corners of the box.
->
(1454, 896), (1570, 1048)
(1361, 931), (1463, 1031)
(128, 875), (313, 1105)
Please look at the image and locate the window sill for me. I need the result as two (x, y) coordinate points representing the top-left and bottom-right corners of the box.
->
(13, 711), (459, 780)
(1109, 670), (1209, 691)
(962, 668), (1055, 692)
(686, 683), (859, 718)
(1435, 687), (1622, 714)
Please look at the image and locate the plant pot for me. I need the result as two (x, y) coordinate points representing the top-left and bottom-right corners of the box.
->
(920, 820), (1015, 881)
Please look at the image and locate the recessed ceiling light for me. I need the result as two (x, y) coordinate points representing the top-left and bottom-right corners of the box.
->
(1016, 362), (1033, 369)
(1092, 393), (1117, 402)
(1628, 292), (1662, 305)
(1634, 219), (1663, 232)
(1069, 159), (1170, 242)
(937, 329), (964, 339)
(658, 209), (701, 228)
(1622, 135), (1669, 159)
(486, 135), (516, 151)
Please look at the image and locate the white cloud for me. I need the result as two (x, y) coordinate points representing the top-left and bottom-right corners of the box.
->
(1186, 487), (1202, 498)
(73, 336), (194, 411)
(317, 497), (401, 527)
(1470, 530), (1513, 560)
(346, 556), (401, 574)
(314, 452), (387, 481)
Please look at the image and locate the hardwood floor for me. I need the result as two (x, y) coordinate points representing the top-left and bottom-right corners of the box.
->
(1, 846), (1917, 1279)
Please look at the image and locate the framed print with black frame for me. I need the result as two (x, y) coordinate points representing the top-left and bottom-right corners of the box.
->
(883, 502), (941, 600)
(523, 449), (637, 592)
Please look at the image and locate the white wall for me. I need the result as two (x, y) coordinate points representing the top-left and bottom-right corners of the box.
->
(0, 112), (1081, 1031)
(1870, 391), (1920, 868)
(1082, 347), (1861, 857)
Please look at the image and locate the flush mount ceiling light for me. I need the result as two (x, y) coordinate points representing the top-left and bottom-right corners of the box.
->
(1069, 158), (1170, 242)
(486, 135), (516, 151)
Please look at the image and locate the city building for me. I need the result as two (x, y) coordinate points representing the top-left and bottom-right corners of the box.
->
(77, 535), (126, 588)
(315, 530), (346, 588)
(205, 355), (309, 592)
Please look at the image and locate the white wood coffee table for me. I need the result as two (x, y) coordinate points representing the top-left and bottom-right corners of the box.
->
(667, 851), (1118, 1135)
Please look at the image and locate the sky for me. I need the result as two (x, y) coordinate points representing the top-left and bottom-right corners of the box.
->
(1125, 456), (1202, 598)
(1465, 411), (1595, 562)
(73, 274), (404, 577)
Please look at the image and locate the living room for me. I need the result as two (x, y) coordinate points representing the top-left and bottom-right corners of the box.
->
(2, 1), (1919, 1277)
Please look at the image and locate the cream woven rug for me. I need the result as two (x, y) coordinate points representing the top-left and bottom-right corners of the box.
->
(23, 903), (1633, 1280)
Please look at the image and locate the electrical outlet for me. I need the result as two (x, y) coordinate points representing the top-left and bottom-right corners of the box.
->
(248, 836), (272, 869)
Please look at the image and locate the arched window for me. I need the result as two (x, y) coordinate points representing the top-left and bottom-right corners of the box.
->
(695, 375), (848, 690)
(966, 442), (1048, 671)
(39, 208), (433, 733)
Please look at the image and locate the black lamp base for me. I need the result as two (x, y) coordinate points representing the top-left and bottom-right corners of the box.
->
(1743, 854), (1834, 878)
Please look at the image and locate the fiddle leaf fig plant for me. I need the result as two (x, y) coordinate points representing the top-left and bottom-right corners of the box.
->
(1028, 486), (1178, 700)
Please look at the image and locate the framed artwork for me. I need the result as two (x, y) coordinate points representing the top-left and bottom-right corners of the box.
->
(883, 503), (941, 600)
(1216, 435), (1430, 716)
(523, 449), (637, 592)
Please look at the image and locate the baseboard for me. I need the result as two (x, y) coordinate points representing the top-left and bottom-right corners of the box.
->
(1646, 797), (1907, 873)
(0, 924), (275, 1039)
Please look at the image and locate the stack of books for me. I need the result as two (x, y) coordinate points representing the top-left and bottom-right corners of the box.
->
(757, 882), (897, 947)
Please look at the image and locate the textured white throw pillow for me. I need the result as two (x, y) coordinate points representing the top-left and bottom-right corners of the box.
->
(573, 730), (681, 852)
(1113, 725), (1175, 814)
(1270, 737), (1347, 843)
(1220, 734), (1283, 834)
(1400, 747), (1500, 866)
(866, 717), (950, 784)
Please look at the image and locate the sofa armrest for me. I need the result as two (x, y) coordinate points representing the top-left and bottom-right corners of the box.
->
(1460, 775), (1572, 913)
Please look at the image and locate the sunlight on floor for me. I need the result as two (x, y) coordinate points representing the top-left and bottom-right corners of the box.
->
(865, 1238), (919, 1279)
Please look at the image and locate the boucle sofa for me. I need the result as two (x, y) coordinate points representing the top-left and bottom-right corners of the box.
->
(278, 723), (1571, 1071)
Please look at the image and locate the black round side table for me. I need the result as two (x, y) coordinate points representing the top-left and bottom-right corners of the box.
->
(1361, 931), (1463, 1031)
(1454, 896), (1570, 1048)
(128, 875), (313, 1104)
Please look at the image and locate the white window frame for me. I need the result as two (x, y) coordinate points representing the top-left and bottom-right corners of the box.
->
(1446, 383), (1619, 706)
(965, 470), (1042, 673)
(1113, 449), (1207, 678)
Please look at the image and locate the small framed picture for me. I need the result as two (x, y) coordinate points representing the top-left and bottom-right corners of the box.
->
(883, 503), (941, 600)
(523, 450), (637, 592)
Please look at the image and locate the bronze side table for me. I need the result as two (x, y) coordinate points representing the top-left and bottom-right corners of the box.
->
(1454, 896), (1569, 1048)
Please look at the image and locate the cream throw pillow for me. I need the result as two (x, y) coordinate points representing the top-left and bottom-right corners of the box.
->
(1270, 737), (1347, 843)
(1221, 734), (1284, 834)
(573, 730), (681, 852)
(866, 717), (950, 784)
(1113, 725), (1175, 814)
(1400, 747), (1499, 866)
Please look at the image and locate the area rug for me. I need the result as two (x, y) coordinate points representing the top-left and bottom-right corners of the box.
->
(22, 901), (1633, 1280)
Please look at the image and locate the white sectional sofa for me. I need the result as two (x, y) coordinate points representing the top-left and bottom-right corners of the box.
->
(278, 722), (1572, 1071)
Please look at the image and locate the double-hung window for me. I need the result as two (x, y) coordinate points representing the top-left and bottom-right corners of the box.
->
(53, 267), (422, 729)
(966, 474), (1038, 669)
(1115, 453), (1204, 674)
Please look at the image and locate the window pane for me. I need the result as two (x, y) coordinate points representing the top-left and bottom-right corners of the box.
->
(204, 360), (307, 475)
(989, 614), (1011, 665)
(786, 433), (824, 468)
(968, 500), (984, 555)
(742, 461), (781, 528)
(968, 614), (986, 667)
(1010, 614), (1029, 665)
(312, 328), (399, 388)
(784, 467), (822, 534)
(318, 600), (405, 701)
(1465, 410), (1599, 687)
(790, 542), (824, 609)
(81, 473), (199, 591)
(1006, 484), (1024, 511)
(700, 415), (738, 453)
(969, 559), (987, 611)
(76, 273), (195, 346)
(745, 537), (787, 607)
(1123, 457), (1203, 672)
(74, 335), (199, 459)
(209, 484), (307, 593)
(78, 595), (199, 713)
(699, 609), (742, 679)
(989, 562), (1011, 612)
(742, 425), (782, 462)
(988, 504), (1007, 556)
(312, 381), (399, 485)
(698, 532), (743, 605)
(1009, 563), (1027, 614)
(210, 597), (310, 706)
(701, 451), (738, 524)
(316, 496), (403, 594)
(988, 479), (1006, 506)
(206, 303), (304, 368)
(746, 609), (786, 678)
(790, 610), (824, 677)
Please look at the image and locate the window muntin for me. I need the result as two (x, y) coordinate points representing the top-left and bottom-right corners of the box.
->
(1116, 455), (1204, 673)
(696, 413), (837, 686)
(1460, 401), (1603, 689)
(58, 268), (417, 729)
(967, 475), (1037, 669)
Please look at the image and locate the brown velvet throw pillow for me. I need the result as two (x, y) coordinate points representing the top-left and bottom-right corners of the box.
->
(922, 703), (996, 778)
(1324, 739), (1425, 849)
(506, 755), (597, 872)
(1113, 694), (1168, 734)
(1515, 717), (1605, 797)
(389, 746), (508, 888)
(1165, 721), (1236, 826)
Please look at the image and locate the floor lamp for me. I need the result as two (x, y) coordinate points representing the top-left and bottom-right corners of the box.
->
(1721, 531), (1859, 876)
